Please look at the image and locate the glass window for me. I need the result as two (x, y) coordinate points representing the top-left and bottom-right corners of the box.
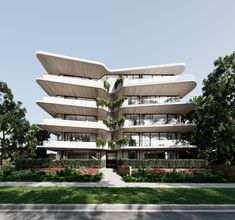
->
(144, 151), (156, 159)
(159, 133), (167, 140)
(128, 96), (140, 105)
(87, 116), (96, 121)
(151, 133), (159, 146)
(143, 133), (151, 146)
(167, 114), (177, 124)
(128, 151), (137, 159)
(168, 133), (176, 140)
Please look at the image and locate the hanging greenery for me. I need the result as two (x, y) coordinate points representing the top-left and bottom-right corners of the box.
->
(116, 137), (129, 145)
(103, 80), (110, 92)
(96, 96), (127, 111)
(96, 138), (106, 147)
(108, 140), (115, 150)
(114, 75), (124, 90)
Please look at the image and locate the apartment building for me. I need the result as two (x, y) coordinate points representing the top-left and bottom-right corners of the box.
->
(36, 51), (196, 167)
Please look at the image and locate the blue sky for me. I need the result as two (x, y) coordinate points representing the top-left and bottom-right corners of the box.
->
(0, 0), (235, 123)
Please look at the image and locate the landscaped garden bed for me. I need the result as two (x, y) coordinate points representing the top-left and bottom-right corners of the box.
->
(122, 167), (235, 183)
(0, 167), (103, 182)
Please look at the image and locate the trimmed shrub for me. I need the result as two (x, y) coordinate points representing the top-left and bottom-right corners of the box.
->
(52, 159), (105, 168)
(15, 159), (105, 170)
(123, 168), (235, 183)
(15, 159), (52, 170)
(117, 159), (208, 169)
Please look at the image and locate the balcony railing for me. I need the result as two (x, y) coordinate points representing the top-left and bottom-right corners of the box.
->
(119, 139), (195, 148)
(127, 96), (195, 106)
(124, 118), (193, 126)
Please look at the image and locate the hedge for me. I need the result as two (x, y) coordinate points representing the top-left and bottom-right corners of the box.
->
(117, 159), (208, 168)
(15, 159), (52, 170)
(52, 159), (105, 168)
(15, 159), (105, 170)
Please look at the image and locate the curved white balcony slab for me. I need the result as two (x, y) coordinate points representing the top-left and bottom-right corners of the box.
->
(119, 102), (196, 115)
(36, 75), (105, 98)
(117, 140), (196, 150)
(37, 73), (196, 98)
(37, 96), (110, 118)
(119, 81), (196, 97)
(37, 140), (108, 150)
(121, 123), (196, 133)
(38, 118), (108, 133)
(37, 51), (185, 79)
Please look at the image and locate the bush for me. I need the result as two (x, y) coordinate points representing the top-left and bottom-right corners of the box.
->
(0, 167), (103, 182)
(118, 159), (208, 168)
(15, 159), (52, 170)
(122, 168), (235, 183)
(52, 159), (105, 168)
(15, 159), (105, 170)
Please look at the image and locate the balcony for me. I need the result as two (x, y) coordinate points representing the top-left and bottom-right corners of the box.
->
(38, 118), (108, 133)
(117, 139), (196, 149)
(38, 140), (108, 150)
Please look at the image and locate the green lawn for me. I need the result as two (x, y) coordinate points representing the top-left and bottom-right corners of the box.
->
(0, 187), (234, 204)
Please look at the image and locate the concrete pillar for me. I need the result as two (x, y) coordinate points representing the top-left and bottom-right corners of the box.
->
(56, 151), (61, 160)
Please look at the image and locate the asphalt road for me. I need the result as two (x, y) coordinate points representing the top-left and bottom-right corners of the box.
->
(0, 204), (235, 220)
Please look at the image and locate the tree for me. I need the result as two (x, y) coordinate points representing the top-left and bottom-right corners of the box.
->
(0, 81), (50, 163)
(16, 124), (50, 159)
(0, 82), (29, 163)
(184, 52), (235, 165)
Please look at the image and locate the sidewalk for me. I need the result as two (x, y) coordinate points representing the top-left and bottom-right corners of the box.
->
(0, 168), (235, 188)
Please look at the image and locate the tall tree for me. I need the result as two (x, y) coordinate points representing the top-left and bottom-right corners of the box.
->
(0, 82), (29, 163)
(0, 81), (50, 163)
(184, 52), (235, 165)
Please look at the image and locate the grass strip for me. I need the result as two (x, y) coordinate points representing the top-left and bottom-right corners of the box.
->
(0, 187), (234, 204)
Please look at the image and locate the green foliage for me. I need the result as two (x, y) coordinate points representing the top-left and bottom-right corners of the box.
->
(15, 159), (105, 169)
(96, 138), (106, 147)
(102, 116), (125, 130)
(123, 169), (234, 183)
(114, 75), (124, 90)
(118, 159), (208, 168)
(0, 81), (28, 162)
(0, 167), (103, 182)
(0, 82), (50, 163)
(96, 96), (127, 111)
(116, 137), (129, 145)
(183, 52), (235, 165)
(53, 159), (105, 168)
(15, 158), (52, 170)
(102, 119), (117, 130)
(103, 80), (110, 92)
(108, 140), (115, 150)
(117, 116), (125, 127)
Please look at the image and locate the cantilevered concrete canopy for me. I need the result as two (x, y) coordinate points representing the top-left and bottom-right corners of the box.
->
(37, 51), (185, 79)
(37, 77), (196, 98)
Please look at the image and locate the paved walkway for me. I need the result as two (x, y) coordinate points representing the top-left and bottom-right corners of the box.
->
(0, 168), (235, 188)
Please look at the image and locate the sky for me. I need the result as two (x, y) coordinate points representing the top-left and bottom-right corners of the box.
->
(0, 0), (235, 123)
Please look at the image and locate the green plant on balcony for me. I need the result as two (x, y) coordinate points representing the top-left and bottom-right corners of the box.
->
(96, 138), (106, 147)
(110, 96), (127, 110)
(116, 137), (129, 146)
(96, 96), (127, 111)
(108, 140), (115, 150)
(102, 119), (117, 130)
(103, 80), (110, 92)
(114, 74), (124, 90)
(117, 116), (125, 127)
(96, 98), (108, 108)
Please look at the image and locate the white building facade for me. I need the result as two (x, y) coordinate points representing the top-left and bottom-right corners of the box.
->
(36, 51), (197, 167)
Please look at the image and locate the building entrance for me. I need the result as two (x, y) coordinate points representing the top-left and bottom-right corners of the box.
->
(106, 151), (117, 168)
